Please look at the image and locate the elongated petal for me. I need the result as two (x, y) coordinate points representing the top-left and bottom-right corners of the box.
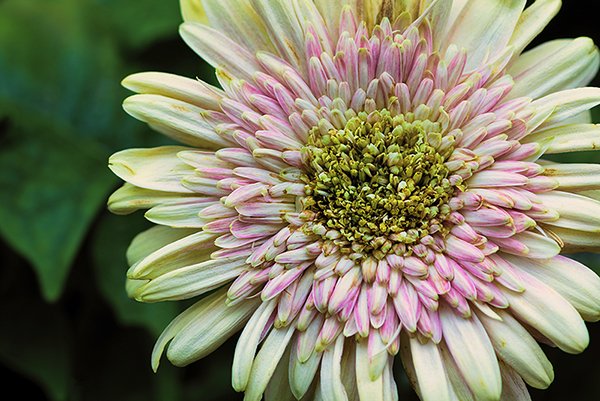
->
(526, 123), (600, 154)
(133, 257), (246, 302)
(180, 0), (208, 23)
(502, 269), (589, 354)
(477, 309), (553, 389)
(355, 340), (385, 401)
(510, 37), (599, 99)
(109, 147), (195, 193)
(532, 87), (600, 128)
(128, 231), (217, 279)
(166, 290), (260, 366)
(409, 337), (453, 401)
(446, 0), (526, 69)
(499, 362), (532, 401)
(543, 164), (600, 190)
(503, 254), (600, 322)
(439, 304), (501, 401)
(508, 0), (561, 56)
(180, 22), (262, 81)
(537, 191), (600, 232)
(245, 325), (296, 401)
(123, 95), (232, 148)
(232, 300), (277, 391)
(122, 72), (223, 110)
(320, 335), (348, 401)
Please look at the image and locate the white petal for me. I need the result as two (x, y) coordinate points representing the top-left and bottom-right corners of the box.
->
(164, 289), (259, 367)
(109, 146), (195, 193)
(251, 0), (307, 75)
(180, 0), (208, 23)
(126, 225), (197, 267)
(477, 309), (553, 389)
(122, 72), (223, 110)
(145, 198), (218, 228)
(445, 0), (526, 69)
(508, 0), (561, 56)
(320, 335), (348, 401)
(509, 37), (599, 99)
(108, 183), (197, 215)
(245, 325), (296, 401)
(133, 256), (246, 302)
(439, 303), (502, 401)
(542, 164), (600, 190)
(123, 94), (232, 149)
(549, 226), (600, 251)
(409, 337), (453, 401)
(201, 0), (274, 54)
(355, 340), (384, 401)
(526, 123), (600, 154)
(289, 342), (322, 399)
(501, 267), (589, 354)
(264, 346), (295, 401)
(151, 288), (225, 371)
(180, 22), (262, 81)
(499, 361), (532, 401)
(232, 300), (277, 391)
(127, 230), (217, 279)
(503, 254), (600, 322)
(532, 87), (600, 129)
(537, 190), (600, 231)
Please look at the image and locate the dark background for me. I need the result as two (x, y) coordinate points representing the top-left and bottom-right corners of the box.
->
(0, 1), (599, 400)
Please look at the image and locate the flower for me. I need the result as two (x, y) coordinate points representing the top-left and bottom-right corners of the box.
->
(108, 0), (600, 400)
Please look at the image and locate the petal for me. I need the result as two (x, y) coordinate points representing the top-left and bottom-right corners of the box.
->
(509, 37), (599, 99)
(122, 72), (223, 110)
(109, 146), (195, 193)
(201, 0), (274, 54)
(125, 225), (197, 266)
(477, 309), (553, 389)
(132, 256), (247, 302)
(355, 340), (385, 401)
(145, 198), (218, 228)
(498, 362), (532, 401)
(542, 164), (600, 190)
(445, 0), (526, 70)
(537, 191), (600, 231)
(123, 94), (232, 149)
(180, 0), (208, 23)
(501, 267), (589, 354)
(108, 183), (197, 215)
(532, 87), (600, 129)
(232, 300), (278, 391)
(251, 0), (307, 75)
(527, 123), (600, 154)
(180, 22), (262, 81)
(409, 337), (453, 401)
(503, 254), (600, 322)
(439, 303), (502, 401)
(127, 230), (217, 279)
(165, 289), (260, 367)
(508, 0), (561, 56)
(320, 335), (348, 401)
(245, 325), (296, 401)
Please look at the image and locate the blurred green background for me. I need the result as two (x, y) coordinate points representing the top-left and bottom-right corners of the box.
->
(0, 1), (599, 400)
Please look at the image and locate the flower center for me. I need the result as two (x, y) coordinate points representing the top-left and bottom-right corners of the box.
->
(301, 109), (456, 259)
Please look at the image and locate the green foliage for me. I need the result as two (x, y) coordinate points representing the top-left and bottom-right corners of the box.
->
(92, 212), (179, 336)
(0, 1), (598, 401)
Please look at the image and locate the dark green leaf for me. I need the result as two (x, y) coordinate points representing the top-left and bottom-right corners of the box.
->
(91, 211), (179, 336)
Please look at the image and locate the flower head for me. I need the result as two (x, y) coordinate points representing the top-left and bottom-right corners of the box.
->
(109, 1), (600, 400)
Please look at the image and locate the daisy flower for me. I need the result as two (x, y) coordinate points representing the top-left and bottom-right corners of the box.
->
(108, 1), (600, 400)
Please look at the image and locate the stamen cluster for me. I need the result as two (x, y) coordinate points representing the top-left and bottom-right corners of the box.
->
(302, 110), (455, 258)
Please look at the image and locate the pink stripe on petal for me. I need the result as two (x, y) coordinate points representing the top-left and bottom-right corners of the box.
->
(445, 235), (486, 263)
